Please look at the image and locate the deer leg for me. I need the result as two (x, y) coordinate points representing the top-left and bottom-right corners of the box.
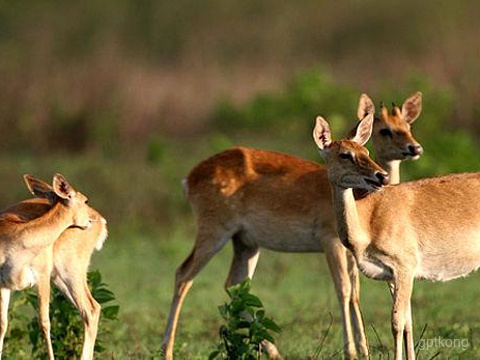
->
(225, 234), (260, 287)
(53, 274), (100, 360)
(161, 227), (234, 360)
(325, 239), (357, 360)
(0, 289), (10, 359)
(347, 251), (369, 357)
(404, 299), (415, 360)
(38, 275), (55, 360)
(391, 274), (414, 360)
(388, 281), (415, 359)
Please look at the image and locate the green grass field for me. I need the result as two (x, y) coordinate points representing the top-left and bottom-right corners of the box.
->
(90, 225), (480, 359)
(1, 148), (479, 359)
(0, 74), (479, 358)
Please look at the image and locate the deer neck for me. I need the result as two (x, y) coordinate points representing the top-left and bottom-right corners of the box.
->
(18, 201), (74, 250)
(331, 186), (370, 253)
(376, 158), (401, 185)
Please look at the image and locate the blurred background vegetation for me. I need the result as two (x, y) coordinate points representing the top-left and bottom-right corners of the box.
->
(1, 0), (480, 230)
(2, 1), (480, 358)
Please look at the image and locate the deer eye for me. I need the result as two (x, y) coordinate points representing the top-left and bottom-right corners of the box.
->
(340, 153), (354, 161)
(379, 128), (393, 137)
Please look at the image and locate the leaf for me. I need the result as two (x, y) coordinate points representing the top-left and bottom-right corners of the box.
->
(219, 304), (228, 319)
(230, 300), (245, 314)
(261, 318), (281, 333)
(237, 321), (251, 329)
(88, 270), (102, 288)
(239, 278), (251, 292)
(259, 330), (275, 344)
(102, 305), (119, 320)
(244, 294), (263, 308)
(92, 288), (115, 303)
(226, 286), (234, 298)
(244, 307), (255, 318)
(209, 350), (220, 359)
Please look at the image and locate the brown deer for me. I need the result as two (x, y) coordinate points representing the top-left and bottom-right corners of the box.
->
(0, 174), (107, 360)
(313, 112), (480, 360)
(161, 93), (422, 360)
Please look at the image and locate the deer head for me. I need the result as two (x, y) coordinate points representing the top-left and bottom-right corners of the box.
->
(313, 114), (389, 191)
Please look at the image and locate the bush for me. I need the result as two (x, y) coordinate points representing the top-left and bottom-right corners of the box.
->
(211, 70), (357, 137)
(209, 279), (281, 360)
(6, 270), (118, 359)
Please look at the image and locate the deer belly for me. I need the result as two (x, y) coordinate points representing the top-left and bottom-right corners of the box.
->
(242, 218), (328, 252)
(416, 255), (480, 282)
(415, 229), (480, 281)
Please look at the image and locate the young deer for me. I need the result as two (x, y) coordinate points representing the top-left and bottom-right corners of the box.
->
(313, 113), (480, 360)
(161, 93), (422, 360)
(0, 174), (107, 360)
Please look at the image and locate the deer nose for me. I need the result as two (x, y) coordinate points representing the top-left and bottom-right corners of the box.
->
(375, 171), (389, 186)
(408, 144), (423, 156)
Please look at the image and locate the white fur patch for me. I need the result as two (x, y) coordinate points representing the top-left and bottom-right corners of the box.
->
(0, 265), (37, 290)
(357, 258), (393, 281)
(95, 217), (108, 251)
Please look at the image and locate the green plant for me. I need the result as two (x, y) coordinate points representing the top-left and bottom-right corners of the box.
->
(209, 279), (281, 360)
(7, 270), (118, 359)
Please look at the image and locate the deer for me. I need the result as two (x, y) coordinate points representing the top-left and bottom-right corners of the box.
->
(0, 174), (107, 360)
(312, 112), (480, 360)
(161, 92), (423, 360)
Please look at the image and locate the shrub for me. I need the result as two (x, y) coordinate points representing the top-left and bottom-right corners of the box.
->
(6, 270), (118, 359)
(209, 279), (281, 360)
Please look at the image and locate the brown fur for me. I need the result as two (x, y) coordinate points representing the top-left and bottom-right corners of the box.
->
(161, 93), (423, 360)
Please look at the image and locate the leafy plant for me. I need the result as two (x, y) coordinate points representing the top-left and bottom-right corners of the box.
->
(6, 270), (118, 359)
(209, 279), (281, 360)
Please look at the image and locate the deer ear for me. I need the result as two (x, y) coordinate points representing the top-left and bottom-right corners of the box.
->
(24, 174), (57, 203)
(402, 91), (422, 124)
(357, 93), (375, 120)
(348, 113), (374, 146)
(52, 173), (76, 200)
(313, 116), (332, 152)
(380, 103), (389, 120)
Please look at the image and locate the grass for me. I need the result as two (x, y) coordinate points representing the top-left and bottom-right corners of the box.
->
(90, 224), (480, 359)
(0, 124), (478, 358)
(0, 80), (478, 357)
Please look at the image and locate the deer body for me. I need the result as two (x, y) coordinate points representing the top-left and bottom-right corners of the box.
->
(0, 202), (82, 290)
(162, 93), (423, 360)
(162, 147), (357, 360)
(313, 112), (480, 360)
(352, 174), (480, 283)
(0, 175), (104, 360)
(33, 199), (106, 360)
(189, 147), (334, 253)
